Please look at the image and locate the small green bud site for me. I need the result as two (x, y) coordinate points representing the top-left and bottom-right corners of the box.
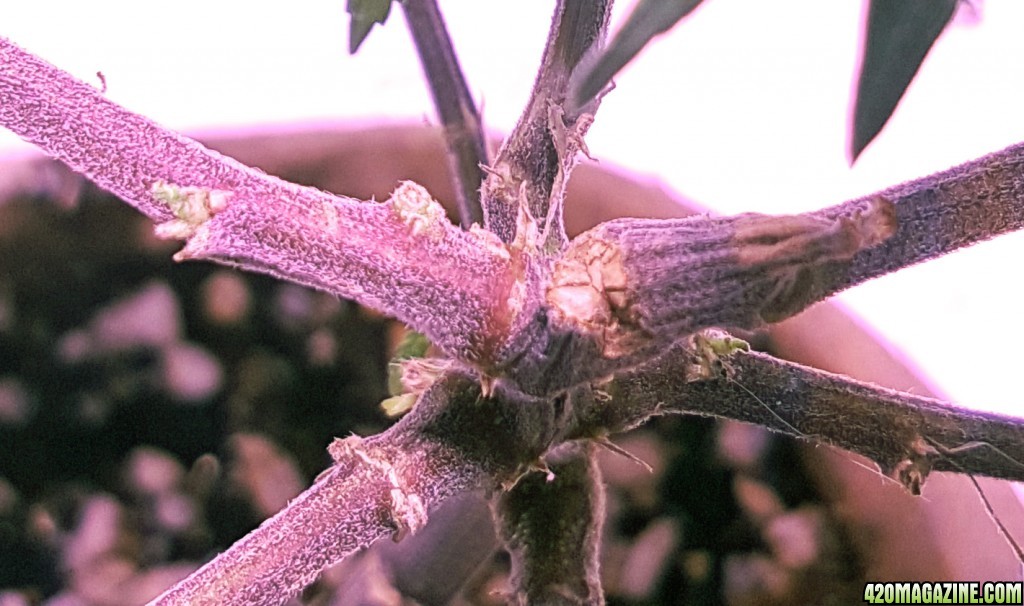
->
(151, 180), (232, 240)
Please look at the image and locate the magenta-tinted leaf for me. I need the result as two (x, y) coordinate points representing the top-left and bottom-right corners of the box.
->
(347, 0), (394, 54)
(850, 0), (958, 162)
(570, 0), (704, 111)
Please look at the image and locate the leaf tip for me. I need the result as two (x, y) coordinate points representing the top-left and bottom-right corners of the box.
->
(346, 0), (393, 54)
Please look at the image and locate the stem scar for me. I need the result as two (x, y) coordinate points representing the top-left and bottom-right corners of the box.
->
(328, 435), (428, 540)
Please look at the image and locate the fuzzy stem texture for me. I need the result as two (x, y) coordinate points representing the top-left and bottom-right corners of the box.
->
(481, 0), (612, 247)
(8, 20), (1024, 606)
(493, 441), (605, 605)
(151, 370), (567, 605)
(497, 140), (1024, 396)
(0, 36), (512, 362)
(813, 142), (1024, 298)
(494, 197), (896, 396)
(573, 343), (1024, 492)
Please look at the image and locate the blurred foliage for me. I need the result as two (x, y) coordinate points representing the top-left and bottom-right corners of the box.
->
(347, 0), (395, 53)
(572, 0), (704, 112)
(851, 0), (958, 161)
(569, 0), (960, 161)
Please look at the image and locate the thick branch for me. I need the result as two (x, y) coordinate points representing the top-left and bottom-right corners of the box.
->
(495, 141), (1024, 395)
(573, 345), (1024, 492)
(0, 37), (512, 362)
(493, 197), (897, 396)
(401, 0), (488, 228)
(813, 141), (1024, 298)
(492, 441), (605, 605)
(576, 142), (1024, 351)
(151, 452), (399, 605)
(481, 0), (612, 247)
(605, 140), (1024, 334)
(152, 370), (566, 604)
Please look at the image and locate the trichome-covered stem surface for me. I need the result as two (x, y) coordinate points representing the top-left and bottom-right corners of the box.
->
(480, 0), (612, 248)
(151, 371), (566, 604)
(493, 442), (605, 605)
(573, 344), (1024, 492)
(0, 36), (513, 364)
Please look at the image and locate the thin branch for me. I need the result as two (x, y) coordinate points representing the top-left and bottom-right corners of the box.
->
(481, 0), (612, 247)
(152, 370), (566, 604)
(0, 36), (512, 362)
(569, 0), (705, 114)
(401, 0), (488, 228)
(492, 441), (605, 605)
(572, 343), (1024, 492)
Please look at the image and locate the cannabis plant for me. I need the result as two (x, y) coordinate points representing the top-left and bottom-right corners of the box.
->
(1, 0), (1022, 603)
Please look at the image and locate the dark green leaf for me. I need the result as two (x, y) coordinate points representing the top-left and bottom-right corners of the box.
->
(571, 0), (704, 110)
(347, 0), (394, 54)
(851, 0), (958, 161)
